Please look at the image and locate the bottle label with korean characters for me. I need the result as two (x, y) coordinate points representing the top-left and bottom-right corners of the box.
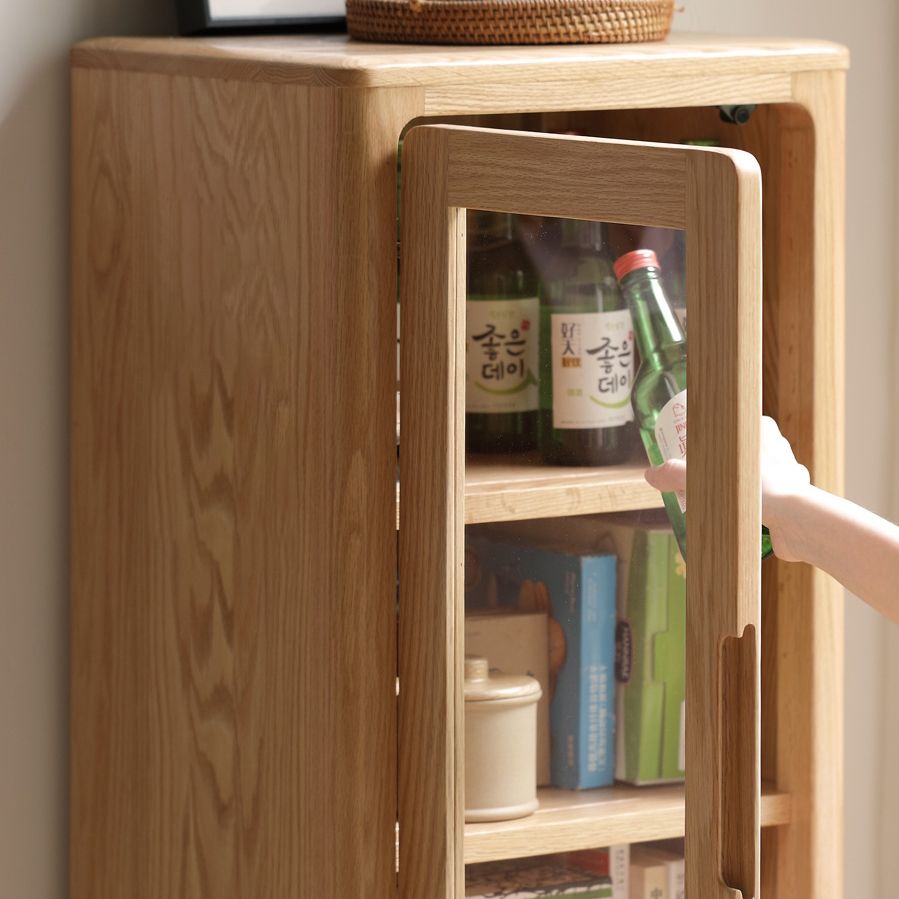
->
(466, 298), (539, 413)
(551, 310), (635, 429)
(654, 389), (687, 512)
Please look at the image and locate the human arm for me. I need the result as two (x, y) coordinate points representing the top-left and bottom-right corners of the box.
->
(645, 416), (899, 621)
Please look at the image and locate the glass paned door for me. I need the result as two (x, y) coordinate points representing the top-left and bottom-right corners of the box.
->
(397, 125), (763, 899)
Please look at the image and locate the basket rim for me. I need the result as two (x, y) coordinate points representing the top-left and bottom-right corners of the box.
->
(346, 0), (675, 46)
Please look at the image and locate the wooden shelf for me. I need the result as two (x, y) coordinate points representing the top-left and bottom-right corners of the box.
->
(463, 782), (792, 864)
(464, 454), (663, 524)
(396, 454), (662, 527)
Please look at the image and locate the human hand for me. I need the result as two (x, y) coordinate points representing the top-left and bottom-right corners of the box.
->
(644, 416), (812, 561)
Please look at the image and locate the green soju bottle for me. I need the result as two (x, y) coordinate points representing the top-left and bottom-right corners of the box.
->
(466, 212), (540, 453)
(614, 249), (773, 560)
(540, 220), (634, 466)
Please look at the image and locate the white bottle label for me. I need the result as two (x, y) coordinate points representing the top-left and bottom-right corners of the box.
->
(466, 298), (539, 413)
(654, 389), (687, 512)
(551, 310), (635, 429)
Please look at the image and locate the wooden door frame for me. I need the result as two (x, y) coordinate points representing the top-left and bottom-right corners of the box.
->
(398, 124), (764, 899)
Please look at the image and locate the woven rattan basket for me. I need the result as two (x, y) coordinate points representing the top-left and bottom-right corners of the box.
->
(346, 0), (674, 45)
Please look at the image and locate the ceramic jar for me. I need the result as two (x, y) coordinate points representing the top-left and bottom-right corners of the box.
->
(464, 655), (542, 822)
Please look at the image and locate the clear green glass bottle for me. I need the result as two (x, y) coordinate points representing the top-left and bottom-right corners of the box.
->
(539, 220), (634, 466)
(614, 249), (773, 560)
(466, 212), (540, 453)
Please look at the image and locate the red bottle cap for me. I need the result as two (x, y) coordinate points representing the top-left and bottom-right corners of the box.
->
(613, 249), (660, 282)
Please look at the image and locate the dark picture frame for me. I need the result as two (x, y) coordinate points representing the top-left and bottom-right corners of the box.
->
(176, 0), (346, 35)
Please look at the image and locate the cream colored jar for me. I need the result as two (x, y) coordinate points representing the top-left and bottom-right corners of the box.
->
(464, 655), (542, 823)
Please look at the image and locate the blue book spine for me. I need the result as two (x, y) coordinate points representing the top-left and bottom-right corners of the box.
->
(580, 556), (617, 788)
(546, 550), (581, 790)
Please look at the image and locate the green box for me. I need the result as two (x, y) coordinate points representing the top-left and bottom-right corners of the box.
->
(602, 512), (686, 785)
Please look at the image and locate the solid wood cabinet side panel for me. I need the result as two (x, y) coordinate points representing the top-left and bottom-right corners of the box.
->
(769, 71), (846, 899)
(735, 81), (844, 899)
(795, 70), (846, 498)
(303, 83), (420, 896)
(71, 66), (156, 899)
(740, 106), (818, 879)
(71, 68), (419, 898)
(741, 111), (816, 881)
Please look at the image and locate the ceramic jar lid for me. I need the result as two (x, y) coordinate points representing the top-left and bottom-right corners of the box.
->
(463, 655), (542, 703)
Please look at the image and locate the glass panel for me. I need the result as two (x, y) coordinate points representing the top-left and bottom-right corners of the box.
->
(462, 211), (690, 894)
(465, 840), (683, 897)
(464, 211), (687, 550)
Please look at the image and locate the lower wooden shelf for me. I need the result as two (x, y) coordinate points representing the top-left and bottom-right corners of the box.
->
(463, 781), (792, 864)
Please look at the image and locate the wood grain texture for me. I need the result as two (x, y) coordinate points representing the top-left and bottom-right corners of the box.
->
(676, 88), (844, 899)
(684, 149), (762, 899)
(464, 456), (663, 523)
(71, 34), (846, 116)
(395, 459), (663, 528)
(398, 128), (465, 899)
(70, 33), (848, 87)
(71, 67), (420, 898)
(534, 101), (845, 897)
(426, 74), (792, 118)
(763, 71), (846, 899)
(70, 40), (847, 899)
(464, 782), (792, 865)
(400, 125), (764, 899)
(444, 127), (686, 227)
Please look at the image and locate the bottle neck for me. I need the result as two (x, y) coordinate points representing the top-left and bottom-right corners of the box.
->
(469, 211), (515, 247)
(620, 267), (685, 362)
(561, 219), (603, 252)
(467, 212), (537, 298)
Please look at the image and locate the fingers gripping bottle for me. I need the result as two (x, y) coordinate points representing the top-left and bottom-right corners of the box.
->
(614, 249), (773, 560)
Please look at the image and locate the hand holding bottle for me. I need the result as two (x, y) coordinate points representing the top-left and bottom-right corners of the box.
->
(644, 416), (899, 619)
(645, 416), (809, 561)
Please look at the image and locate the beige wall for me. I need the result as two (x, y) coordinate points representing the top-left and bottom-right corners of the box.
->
(1, 2), (893, 897)
(0, 2), (172, 896)
(675, 3), (897, 897)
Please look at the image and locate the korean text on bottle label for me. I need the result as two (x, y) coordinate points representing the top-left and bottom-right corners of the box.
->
(466, 298), (539, 413)
(551, 310), (635, 429)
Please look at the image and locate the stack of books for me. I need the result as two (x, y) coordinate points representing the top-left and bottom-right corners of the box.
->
(464, 510), (686, 792)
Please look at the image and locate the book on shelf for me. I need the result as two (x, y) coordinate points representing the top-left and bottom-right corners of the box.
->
(465, 529), (616, 789)
(644, 839), (685, 899)
(609, 845), (628, 899)
(473, 510), (685, 787)
(601, 512), (686, 785)
(629, 845), (668, 899)
(560, 846), (629, 899)
(466, 854), (613, 898)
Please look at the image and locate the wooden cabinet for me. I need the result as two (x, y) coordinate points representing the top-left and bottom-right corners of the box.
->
(70, 34), (846, 899)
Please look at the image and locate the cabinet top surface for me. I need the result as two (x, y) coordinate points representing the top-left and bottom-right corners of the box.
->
(72, 32), (848, 88)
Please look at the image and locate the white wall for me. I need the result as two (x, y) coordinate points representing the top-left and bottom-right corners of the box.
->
(674, 3), (897, 897)
(0, 2), (173, 896)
